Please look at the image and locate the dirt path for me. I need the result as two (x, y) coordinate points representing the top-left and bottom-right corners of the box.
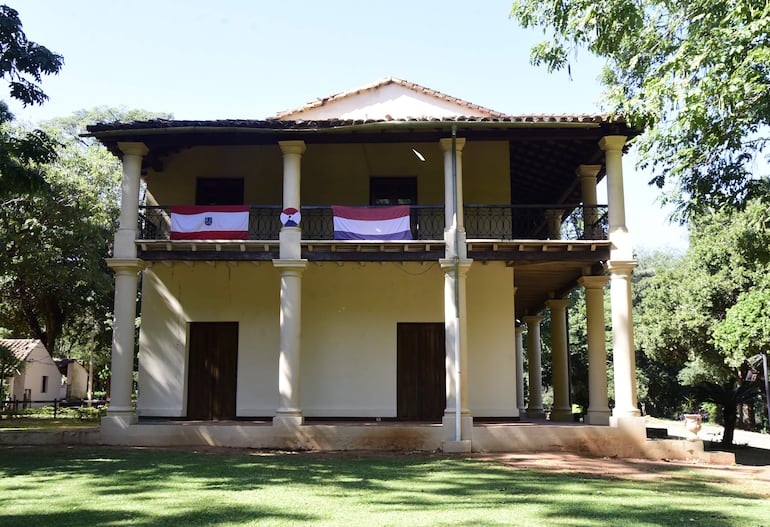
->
(475, 452), (770, 491)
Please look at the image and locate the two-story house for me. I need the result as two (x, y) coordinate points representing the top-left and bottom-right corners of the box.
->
(89, 78), (658, 456)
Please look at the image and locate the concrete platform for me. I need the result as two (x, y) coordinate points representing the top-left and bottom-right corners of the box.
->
(0, 416), (729, 463)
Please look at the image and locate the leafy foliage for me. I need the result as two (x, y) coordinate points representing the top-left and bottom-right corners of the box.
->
(0, 5), (63, 106)
(0, 5), (62, 197)
(713, 280), (770, 366)
(510, 0), (770, 218)
(0, 108), (170, 369)
(634, 200), (770, 441)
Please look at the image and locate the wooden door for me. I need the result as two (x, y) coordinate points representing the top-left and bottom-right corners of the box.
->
(187, 322), (238, 420)
(397, 323), (446, 420)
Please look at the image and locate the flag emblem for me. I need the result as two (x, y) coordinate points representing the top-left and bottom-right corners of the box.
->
(280, 207), (301, 227)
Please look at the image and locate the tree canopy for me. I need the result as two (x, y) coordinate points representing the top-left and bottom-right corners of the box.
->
(510, 0), (770, 218)
(635, 200), (769, 442)
(0, 107), (170, 361)
(0, 5), (63, 106)
(0, 4), (63, 197)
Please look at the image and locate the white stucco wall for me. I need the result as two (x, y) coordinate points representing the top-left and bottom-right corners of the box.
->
(60, 361), (88, 399)
(301, 262), (444, 417)
(137, 260), (517, 419)
(466, 262), (518, 415)
(138, 262), (280, 417)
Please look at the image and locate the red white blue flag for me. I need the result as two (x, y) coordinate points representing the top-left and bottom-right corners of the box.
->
(170, 205), (249, 240)
(332, 205), (412, 240)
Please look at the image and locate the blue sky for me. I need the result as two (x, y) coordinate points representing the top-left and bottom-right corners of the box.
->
(8, 0), (687, 251)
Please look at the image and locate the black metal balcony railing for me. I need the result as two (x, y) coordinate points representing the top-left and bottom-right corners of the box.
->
(137, 204), (608, 242)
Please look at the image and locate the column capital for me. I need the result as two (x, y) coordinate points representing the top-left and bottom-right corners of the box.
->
(599, 135), (627, 152)
(272, 259), (308, 271)
(545, 298), (570, 311)
(576, 164), (602, 181)
(117, 142), (149, 157)
(515, 325), (525, 336)
(605, 260), (637, 276)
(439, 258), (473, 273)
(578, 275), (610, 289)
(439, 137), (466, 152)
(106, 258), (146, 274)
(278, 140), (306, 155)
(523, 314), (543, 325)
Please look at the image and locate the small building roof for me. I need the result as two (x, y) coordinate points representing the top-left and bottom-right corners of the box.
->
(0, 339), (44, 362)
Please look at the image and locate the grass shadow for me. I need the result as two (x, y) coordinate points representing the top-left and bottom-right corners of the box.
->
(0, 446), (767, 526)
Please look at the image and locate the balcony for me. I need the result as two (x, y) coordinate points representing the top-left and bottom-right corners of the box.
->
(136, 204), (609, 262)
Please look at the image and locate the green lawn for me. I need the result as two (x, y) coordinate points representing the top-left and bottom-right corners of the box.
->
(0, 447), (767, 527)
(0, 417), (99, 431)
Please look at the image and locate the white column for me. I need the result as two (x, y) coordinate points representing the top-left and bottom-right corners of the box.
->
(105, 260), (144, 419)
(273, 260), (307, 426)
(440, 137), (467, 259)
(523, 315), (544, 419)
(274, 140), (308, 428)
(104, 142), (148, 424)
(515, 324), (525, 416)
(278, 140), (305, 260)
(440, 258), (473, 440)
(599, 136), (632, 260)
(113, 142), (148, 259)
(546, 299), (572, 421)
(606, 261), (640, 418)
(579, 275), (611, 425)
(577, 164), (602, 240)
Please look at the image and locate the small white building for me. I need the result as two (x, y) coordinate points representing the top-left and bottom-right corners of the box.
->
(1, 339), (64, 407)
(56, 358), (89, 400)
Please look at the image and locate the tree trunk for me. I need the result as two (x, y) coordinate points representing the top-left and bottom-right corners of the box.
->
(721, 400), (738, 446)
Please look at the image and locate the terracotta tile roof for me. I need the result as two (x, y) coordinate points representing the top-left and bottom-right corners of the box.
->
(0, 338), (42, 362)
(87, 113), (624, 134)
(272, 77), (508, 119)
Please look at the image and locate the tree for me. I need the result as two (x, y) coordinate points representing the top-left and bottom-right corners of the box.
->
(510, 1), (770, 218)
(0, 5), (63, 106)
(0, 107), (170, 359)
(0, 4), (63, 196)
(713, 280), (770, 368)
(635, 200), (770, 443)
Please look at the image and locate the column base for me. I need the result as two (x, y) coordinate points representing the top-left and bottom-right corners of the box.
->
(550, 407), (573, 422)
(273, 411), (304, 430)
(609, 415), (646, 437)
(585, 409), (611, 426)
(442, 413), (473, 441)
(101, 412), (137, 428)
(442, 440), (472, 453)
